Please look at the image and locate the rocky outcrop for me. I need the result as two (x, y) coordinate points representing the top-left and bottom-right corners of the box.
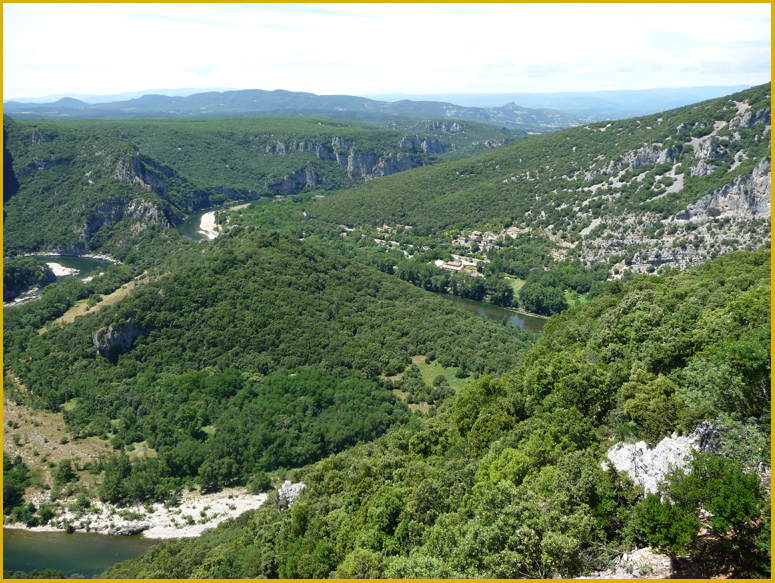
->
(347, 151), (378, 176)
(689, 159), (717, 177)
(399, 136), (444, 154)
(604, 422), (722, 495)
(399, 136), (415, 149)
(31, 129), (53, 145)
(3, 265), (56, 301)
(19, 157), (68, 175)
(266, 166), (322, 194)
(76, 197), (170, 242)
(692, 137), (727, 160)
(426, 121), (464, 133)
(677, 157), (771, 222)
(371, 152), (419, 177)
(728, 106), (770, 130)
(580, 547), (674, 579)
(114, 153), (173, 199)
(583, 145), (673, 182)
(278, 480), (305, 508)
(620, 145), (673, 171)
(331, 137), (352, 150)
(93, 318), (149, 360)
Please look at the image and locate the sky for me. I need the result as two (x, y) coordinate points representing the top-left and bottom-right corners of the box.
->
(3, 3), (771, 100)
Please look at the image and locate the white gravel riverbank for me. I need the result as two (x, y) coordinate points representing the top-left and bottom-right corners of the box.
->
(4, 487), (268, 540)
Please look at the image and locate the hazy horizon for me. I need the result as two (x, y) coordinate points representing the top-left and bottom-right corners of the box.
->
(4, 4), (770, 101)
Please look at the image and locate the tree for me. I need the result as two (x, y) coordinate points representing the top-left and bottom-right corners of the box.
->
(632, 453), (766, 558)
(53, 459), (77, 485)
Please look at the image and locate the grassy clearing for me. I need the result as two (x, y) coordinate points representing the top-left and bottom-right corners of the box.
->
(385, 355), (473, 412)
(410, 355), (471, 394)
(564, 290), (590, 308)
(504, 276), (526, 294)
(39, 272), (151, 334)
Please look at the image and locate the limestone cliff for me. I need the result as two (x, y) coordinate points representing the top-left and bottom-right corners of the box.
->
(114, 152), (174, 199)
(678, 157), (771, 222)
(604, 422), (722, 495)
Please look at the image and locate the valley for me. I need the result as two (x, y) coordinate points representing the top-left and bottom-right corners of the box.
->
(3, 83), (771, 579)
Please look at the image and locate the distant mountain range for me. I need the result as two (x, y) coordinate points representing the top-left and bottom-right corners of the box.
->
(4, 85), (753, 125)
(2, 89), (580, 132)
(3, 87), (239, 105)
(364, 86), (755, 121)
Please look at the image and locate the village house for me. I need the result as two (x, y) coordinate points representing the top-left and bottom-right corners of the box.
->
(441, 261), (465, 272)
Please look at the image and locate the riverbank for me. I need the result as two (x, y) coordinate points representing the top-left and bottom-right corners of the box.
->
(4, 487), (268, 540)
(198, 211), (221, 240)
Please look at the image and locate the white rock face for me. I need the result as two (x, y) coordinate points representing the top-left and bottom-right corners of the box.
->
(678, 157), (770, 222)
(278, 480), (306, 507)
(604, 422), (721, 495)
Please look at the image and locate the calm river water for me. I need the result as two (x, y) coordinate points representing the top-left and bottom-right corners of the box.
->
(2, 528), (160, 578)
(436, 293), (547, 333)
(177, 208), (216, 242)
(3, 255), (117, 307)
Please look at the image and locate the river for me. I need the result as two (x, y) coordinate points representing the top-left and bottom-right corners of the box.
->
(3, 255), (117, 307)
(435, 293), (547, 333)
(2, 528), (160, 578)
(177, 207), (220, 242)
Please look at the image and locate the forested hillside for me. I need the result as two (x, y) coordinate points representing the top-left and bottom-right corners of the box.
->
(2, 84), (770, 579)
(311, 83), (770, 270)
(4, 230), (535, 502)
(2, 115), (189, 257)
(68, 117), (523, 193)
(101, 248), (771, 579)
(2, 114), (520, 256)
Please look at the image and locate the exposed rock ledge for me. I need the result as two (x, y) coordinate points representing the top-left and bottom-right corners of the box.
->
(603, 422), (722, 495)
(677, 157), (771, 222)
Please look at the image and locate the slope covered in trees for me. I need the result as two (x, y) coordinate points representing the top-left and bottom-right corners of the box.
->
(67, 116), (524, 194)
(310, 84), (770, 251)
(2, 114), (522, 256)
(101, 248), (771, 579)
(4, 230), (535, 499)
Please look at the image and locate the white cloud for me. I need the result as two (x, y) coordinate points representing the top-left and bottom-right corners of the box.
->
(3, 3), (771, 99)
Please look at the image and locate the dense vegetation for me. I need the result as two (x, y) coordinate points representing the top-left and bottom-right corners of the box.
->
(2, 114), (521, 256)
(3, 256), (53, 300)
(4, 230), (535, 502)
(217, 194), (611, 316)
(101, 249), (771, 578)
(67, 116), (523, 192)
(2, 115), (195, 256)
(3, 84), (770, 578)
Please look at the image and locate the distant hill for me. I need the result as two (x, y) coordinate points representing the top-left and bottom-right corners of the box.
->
(1, 114), (523, 256)
(3, 88), (581, 132)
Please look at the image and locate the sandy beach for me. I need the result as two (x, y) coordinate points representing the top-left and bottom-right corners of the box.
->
(4, 487), (268, 540)
(45, 262), (80, 277)
(198, 211), (221, 240)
